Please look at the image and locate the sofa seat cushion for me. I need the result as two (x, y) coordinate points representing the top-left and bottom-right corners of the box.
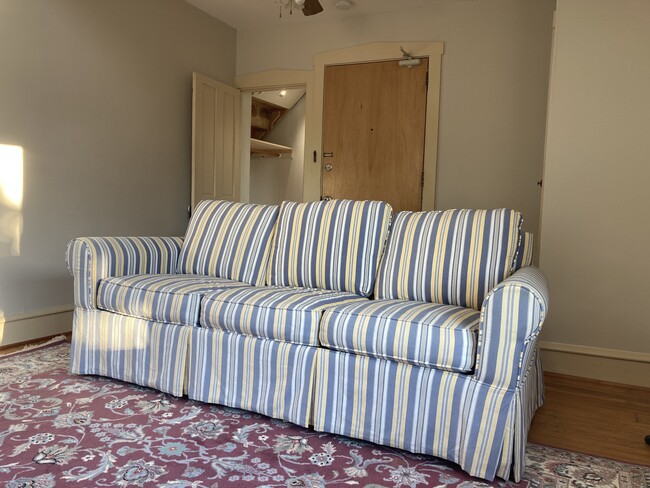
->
(200, 286), (368, 346)
(319, 299), (480, 373)
(97, 274), (249, 327)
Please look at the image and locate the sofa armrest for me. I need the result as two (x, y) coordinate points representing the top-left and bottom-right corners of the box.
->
(66, 236), (184, 310)
(473, 266), (549, 390)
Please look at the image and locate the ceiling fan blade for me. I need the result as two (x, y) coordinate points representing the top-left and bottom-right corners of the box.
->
(302, 0), (323, 16)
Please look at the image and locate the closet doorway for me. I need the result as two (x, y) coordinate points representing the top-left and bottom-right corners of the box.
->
(247, 87), (306, 204)
(235, 70), (314, 205)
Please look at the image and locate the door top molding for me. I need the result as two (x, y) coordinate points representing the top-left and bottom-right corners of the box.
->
(313, 41), (444, 67)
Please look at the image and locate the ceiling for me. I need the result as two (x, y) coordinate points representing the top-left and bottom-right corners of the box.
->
(253, 88), (306, 110)
(185, 0), (437, 29)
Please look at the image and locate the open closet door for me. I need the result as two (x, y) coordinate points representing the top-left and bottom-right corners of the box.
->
(192, 72), (241, 209)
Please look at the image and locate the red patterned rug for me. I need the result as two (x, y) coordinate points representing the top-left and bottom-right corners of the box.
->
(0, 338), (648, 487)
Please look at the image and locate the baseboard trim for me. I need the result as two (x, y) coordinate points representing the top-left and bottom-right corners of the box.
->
(539, 341), (650, 388)
(0, 305), (73, 347)
(539, 341), (650, 363)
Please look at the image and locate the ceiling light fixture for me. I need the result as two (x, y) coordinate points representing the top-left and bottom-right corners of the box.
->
(278, 90), (287, 97)
(278, 0), (324, 18)
(279, 0), (303, 16)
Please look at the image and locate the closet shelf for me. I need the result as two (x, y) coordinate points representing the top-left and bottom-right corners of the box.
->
(250, 138), (292, 159)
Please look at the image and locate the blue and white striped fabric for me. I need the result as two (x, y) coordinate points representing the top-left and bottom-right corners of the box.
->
(97, 274), (249, 327)
(314, 265), (548, 481)
(268, 200), (392, 297)
(314, 346), (542, 482)
(200, 286), (367, 346)
(474, 266), (548, 391)
(319, 300), (479, 372)
(313, 350), (511, 481)
(66, 237), (184, 310)
(187, 328), (317, 427)
(497, 345), (544, 480)
(177, 200), (279, 286)
(513, 232), (534, 270)
(374, 209), (522, 310)
(70, 309), (190, 397)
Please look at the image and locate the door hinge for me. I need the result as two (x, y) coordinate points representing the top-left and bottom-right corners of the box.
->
(425, 70), (429, 88)
(421, 171), (425, 188)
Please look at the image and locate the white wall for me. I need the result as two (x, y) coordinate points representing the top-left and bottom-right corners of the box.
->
(237, 0), (555, 236)
(250, 96), (306, 204)
(539, 0), (650, 386)
(0, 0), (235, 341)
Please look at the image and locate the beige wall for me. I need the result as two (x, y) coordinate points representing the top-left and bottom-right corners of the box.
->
(237, 0), (555, 236)
(539, 0), (650, 385)
(0, 0), (235, 340)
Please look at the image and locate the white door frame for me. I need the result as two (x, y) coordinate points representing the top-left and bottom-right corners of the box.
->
(311, 42), (444, 209)
(235, 70), (314, 203)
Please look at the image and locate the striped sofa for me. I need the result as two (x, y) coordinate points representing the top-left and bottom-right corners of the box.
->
(66, 198), (547, 482)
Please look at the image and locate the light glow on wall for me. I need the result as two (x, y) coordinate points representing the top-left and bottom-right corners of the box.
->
(0, 144), (24, 256)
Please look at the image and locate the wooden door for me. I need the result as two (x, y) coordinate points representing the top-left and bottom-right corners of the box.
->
(192, 73), (240, 209)
(321, 59), (428, 212)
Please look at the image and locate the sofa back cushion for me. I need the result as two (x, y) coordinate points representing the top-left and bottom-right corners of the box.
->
(513, 232), (534, 271)
(267, 199), (392, 296)
(374, 208), (522, 310)
(177, 200), (279, 286)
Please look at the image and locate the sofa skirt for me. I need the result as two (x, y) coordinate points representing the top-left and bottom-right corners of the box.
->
(313, 346), (544, 481)
(70, 309), (191, 397)
(496, 345), (544, 480)
(187, 328), (317, 428)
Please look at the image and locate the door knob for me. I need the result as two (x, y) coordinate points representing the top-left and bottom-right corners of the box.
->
(324, 163), (333, 172)
(322, 195), (332, 201)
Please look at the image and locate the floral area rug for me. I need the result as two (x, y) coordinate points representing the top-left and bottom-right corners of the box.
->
(1, 339), (649, 488)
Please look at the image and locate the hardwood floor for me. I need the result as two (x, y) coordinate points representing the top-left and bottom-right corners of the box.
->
(529, 372), (650, 466)
(1, 337), (649, 466)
